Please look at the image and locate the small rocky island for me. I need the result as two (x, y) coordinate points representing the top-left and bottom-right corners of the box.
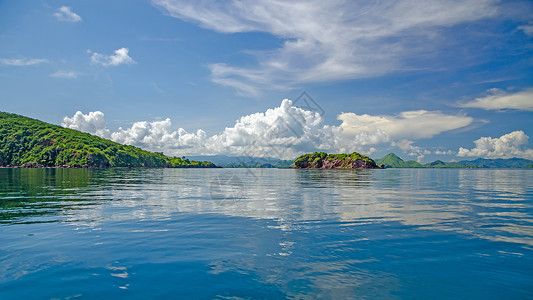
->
(294, 152), (382, 169)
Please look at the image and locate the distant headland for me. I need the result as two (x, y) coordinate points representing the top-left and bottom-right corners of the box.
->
(0, 112), (218, 168)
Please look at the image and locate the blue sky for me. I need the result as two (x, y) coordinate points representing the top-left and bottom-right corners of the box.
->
(1, 0), (532, 162)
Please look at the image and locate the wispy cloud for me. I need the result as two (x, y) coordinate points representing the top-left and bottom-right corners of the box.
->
(0, 57), (49, 66)
(459, 88), (533, 111)
(151, 82), (167, 95)
(50, 70), (80, 79)
(54, 6), (82, 22)
(89, 48), (136, 67)
(518, 23), (533, 37)
(458, 131), (533, 159)
(152, 0), (502, 95)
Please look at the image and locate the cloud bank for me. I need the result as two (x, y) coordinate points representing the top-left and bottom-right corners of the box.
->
(339, 110), (473, 140)
(459, 88), (533, 111)
(458, 131), (533, 159)
(54, 6), (82, 22)
(62, 100), (473, 159)
(152, 0), (501, 95)
(89, 48), (136, 67)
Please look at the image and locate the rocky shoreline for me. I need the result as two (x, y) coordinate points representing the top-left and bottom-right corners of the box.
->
(294, 152), (383, 169)
(294, 158), (383, 169)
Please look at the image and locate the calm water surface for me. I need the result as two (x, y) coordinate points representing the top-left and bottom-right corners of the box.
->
(0, 168), (532, 299)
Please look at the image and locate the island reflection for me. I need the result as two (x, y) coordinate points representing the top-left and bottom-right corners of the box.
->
(1, 168), (532, 246)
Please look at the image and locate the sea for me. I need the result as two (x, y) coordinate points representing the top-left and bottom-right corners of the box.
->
(0, 168), (532, 299)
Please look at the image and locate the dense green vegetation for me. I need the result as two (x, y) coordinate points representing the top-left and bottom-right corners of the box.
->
(374, 153), (420, 168)
(0, 112), (217, 168)
(375, 153), (478, 168)
(294, 152), (377, 168)
(375, 153), (533, 168)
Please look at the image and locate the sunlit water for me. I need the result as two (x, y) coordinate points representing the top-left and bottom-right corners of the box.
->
(1, 168), (532, 299)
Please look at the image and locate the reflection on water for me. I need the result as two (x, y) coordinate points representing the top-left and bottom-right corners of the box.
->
(2, 168), (531, 246)
(0, 168), (532, 298)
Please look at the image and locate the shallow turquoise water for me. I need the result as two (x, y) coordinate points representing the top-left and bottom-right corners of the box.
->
(0, 168), (532, 299)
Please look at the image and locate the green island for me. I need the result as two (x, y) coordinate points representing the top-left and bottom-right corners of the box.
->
(2, 111), (532, 169)
(375, 153), (533, 169)
(294, 152), (380, 169)
(0, 112), (218, 168)
(293, 152), (533, 169)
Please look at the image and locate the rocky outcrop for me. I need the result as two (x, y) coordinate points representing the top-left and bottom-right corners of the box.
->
(294, 152), (382, 169)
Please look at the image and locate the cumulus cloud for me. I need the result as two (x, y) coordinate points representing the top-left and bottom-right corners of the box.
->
(54, 6), (82, 22)
(111, 119), (208, 152)
(458, 131), (533, 159)
(0, 58), (48, 66)
(89, 48), (136, 67)
(459, 88), (533, 111)
(106, 99), (345, 159)
(62, 100), (474, 159)
(62, 111), (111, 139)
(152, 0), (501, 95)
(208, 99), (343, 158)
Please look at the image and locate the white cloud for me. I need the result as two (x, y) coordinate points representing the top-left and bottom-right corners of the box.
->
(207, 99), (343, 158)
(50, 70), (79, 78)
(435, 150), (454, 155)
(338, 110), (473, 140)
(458, 131), (533, 159)
(392, 139), (430, 158)
(0, 58), (48, 66)
(390, 138), (434, 161)
(89, 48), (136, 67)
(63, 100), (474, 159)
(459, 88), (533, 111)
(518, 23), (533, 37)
(107, 99), (345, 158)
(111, 119), (208, 152)
(62, 111), (111, 139)
(54, 6), (82, 22)
(152, 0), (500, 94)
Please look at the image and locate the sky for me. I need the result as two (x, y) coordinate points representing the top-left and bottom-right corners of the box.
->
(1, 0), (532, 162)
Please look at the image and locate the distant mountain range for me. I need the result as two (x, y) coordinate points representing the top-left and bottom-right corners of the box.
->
(184, 155), (294, 168)
(187, 153), (533, 169)
(375, 153), (533, 168)
(4, 110), (529, 169)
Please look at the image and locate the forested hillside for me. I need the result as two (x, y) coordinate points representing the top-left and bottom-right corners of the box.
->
(0, 112), (217, 168)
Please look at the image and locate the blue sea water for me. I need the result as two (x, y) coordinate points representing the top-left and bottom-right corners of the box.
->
(0, 168), (532, 299)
